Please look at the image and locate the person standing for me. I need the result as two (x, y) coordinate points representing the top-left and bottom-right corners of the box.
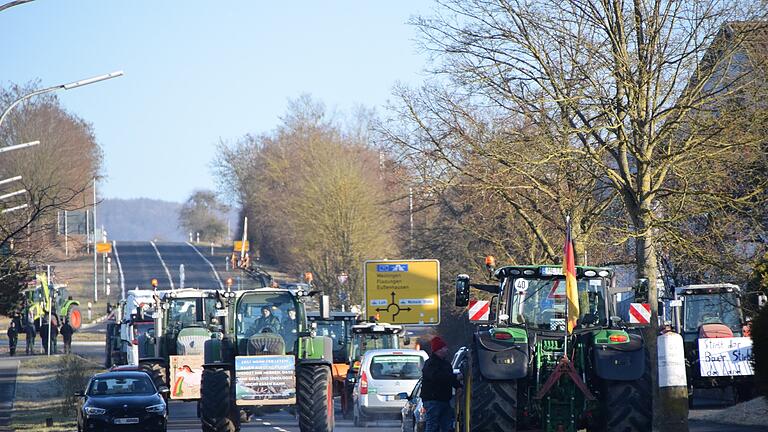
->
(50, 316), (59, 354)
(40, 320), (49, 355)
(6, 321), (18, 356)
(60, 319), (74, 354)
(24, 319), (36, 355)
(421, 337), (462, 432)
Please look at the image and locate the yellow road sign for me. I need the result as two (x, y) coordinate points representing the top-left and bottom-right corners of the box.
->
(95, 242), (112, 254)
(234, 241), (250, 252)
(363, 259), (440, 325)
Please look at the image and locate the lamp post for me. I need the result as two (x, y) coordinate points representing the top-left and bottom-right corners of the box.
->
(0, 71), (124, 130)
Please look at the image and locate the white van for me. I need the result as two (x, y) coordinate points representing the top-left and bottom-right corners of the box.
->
(353, 348), (428, 427)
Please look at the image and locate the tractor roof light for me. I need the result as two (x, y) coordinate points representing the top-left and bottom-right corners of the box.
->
(485, 255), (496, 268)
(523, 269), (535, 275)
(510, 269), (521, 275)
(598, 270), (610, 277)
(584, 270), (597, 277)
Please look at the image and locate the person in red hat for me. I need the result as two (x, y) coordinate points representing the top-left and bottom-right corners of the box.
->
(421, 336), (462, 432)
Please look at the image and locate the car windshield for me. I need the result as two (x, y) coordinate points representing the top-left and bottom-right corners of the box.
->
(236, 292), (300, 352)
(370, 355), (423, 380)
(88, 376), (155, 396)
(683, 292), (742, 332)
(315, 321), (350, 363)
(509, 277), (607, 330)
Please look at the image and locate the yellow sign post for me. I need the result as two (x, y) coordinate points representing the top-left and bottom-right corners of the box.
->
(233, 241), (250, 252)
(95, 242), (112, 254)
(363, 259), (440, 325)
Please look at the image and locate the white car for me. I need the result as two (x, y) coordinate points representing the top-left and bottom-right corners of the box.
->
(353, 348), (428, 427)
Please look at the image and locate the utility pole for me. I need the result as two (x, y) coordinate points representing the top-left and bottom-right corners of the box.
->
(93, 177), (98, 303)
(46, 265), (52, 356)
(64, 209), (68, 257)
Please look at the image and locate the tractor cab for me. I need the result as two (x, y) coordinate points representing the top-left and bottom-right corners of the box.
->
(456, 265), (612, 333)
(674, 284), (744, 341)
(308, 311), (358, 364)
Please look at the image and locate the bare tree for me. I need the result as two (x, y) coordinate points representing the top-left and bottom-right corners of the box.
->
(392, 1), (768, 428)
(214, 96), (399, 305)
(0, 84), (101, 310)
(178, 190), (229, 243)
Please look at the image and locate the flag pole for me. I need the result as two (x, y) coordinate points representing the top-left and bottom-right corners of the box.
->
(564, 215), (570, 359)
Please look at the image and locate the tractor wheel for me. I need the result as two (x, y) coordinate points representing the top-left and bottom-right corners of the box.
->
(297, 364), (334, 432)
(597, 352), (652, 432)
(67, 306), (82, 331)
(460, 346), (517, 432)
(200, 367), (240, 432)
(139, 360), (168, 395)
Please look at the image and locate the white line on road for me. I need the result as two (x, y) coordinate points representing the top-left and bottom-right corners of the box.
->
(112, 240), (126, 300)
(187, 242), (224, 289)
(150, 241), (175, 289)
(262, 422), (271, 426)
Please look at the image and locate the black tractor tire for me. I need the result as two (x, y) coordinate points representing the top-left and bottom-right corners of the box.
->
(596, 353), (652, 432)
(459, 346), (517, 432)
(297, 364), (334, 432)
(200, 367), (240, 432)
(139, 360), (168, 394)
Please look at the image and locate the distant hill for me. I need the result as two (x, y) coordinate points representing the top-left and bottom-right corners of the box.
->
(96, 198), (185, 241)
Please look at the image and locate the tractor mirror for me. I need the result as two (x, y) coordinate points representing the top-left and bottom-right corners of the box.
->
(320, 295), (331, 320)
(456, 275), (470, 307)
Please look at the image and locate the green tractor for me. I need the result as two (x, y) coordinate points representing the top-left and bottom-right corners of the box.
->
(139, 288), (224, 398)
(23, 273), (82, 331)
(200, 286), (335, 432)
(454, 264), (651, 432)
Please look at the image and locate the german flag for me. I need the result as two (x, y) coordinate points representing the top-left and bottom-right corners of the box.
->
(564, 217), (578, 334)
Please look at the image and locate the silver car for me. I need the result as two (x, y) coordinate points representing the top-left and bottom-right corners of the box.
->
(400, 378), (425, 432)
(353, 348), (428, 427)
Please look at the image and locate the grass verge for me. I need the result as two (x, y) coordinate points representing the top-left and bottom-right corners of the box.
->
(12, 354), (104, 432)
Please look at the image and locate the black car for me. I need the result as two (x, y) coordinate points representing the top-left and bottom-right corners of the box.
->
(75, 371), (168, 432)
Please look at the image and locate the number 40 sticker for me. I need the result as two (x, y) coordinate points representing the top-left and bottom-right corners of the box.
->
(514, 279), (529, 293)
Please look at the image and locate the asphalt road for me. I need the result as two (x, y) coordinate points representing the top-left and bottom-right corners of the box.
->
(113, 241), (223, 292)
(166, 402), (401, 432)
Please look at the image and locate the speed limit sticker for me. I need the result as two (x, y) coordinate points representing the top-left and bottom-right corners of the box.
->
(514, 279), (529, 292)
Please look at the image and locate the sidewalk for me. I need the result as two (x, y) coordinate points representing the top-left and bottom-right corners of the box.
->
(0, 358), (19, 431)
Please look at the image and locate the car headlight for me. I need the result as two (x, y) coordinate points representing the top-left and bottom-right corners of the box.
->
(146, 403), (165, 414)
(84, 406), (106, 416)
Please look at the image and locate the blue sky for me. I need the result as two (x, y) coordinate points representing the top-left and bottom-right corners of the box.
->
(1, 1), (432, 202)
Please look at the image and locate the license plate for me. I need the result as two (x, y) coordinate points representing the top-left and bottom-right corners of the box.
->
(114, 418), (139, 424)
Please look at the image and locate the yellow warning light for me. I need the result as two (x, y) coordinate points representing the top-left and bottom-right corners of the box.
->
(151, 279), (158, 288)
(226, 278), (233, 287)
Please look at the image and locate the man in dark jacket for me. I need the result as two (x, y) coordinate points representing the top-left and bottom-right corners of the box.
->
(421, 336), (461, 432)
(25, 320), (36, 355)
(6, 321), (18, 356)
(60, 319), (74, 354)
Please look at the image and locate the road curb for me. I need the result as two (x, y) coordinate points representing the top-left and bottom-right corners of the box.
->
(0, 359), (19, 429)
(81, 314), (109, 330)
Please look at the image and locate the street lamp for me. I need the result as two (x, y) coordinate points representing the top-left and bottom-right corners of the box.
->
(0, 70), (124, 129)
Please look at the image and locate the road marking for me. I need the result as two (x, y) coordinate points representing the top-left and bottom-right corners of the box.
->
(187, 242), (224, 289)
(150, 241), (175, 289)
(112, 240), (126, 300)
(263, 421), (272, 425)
